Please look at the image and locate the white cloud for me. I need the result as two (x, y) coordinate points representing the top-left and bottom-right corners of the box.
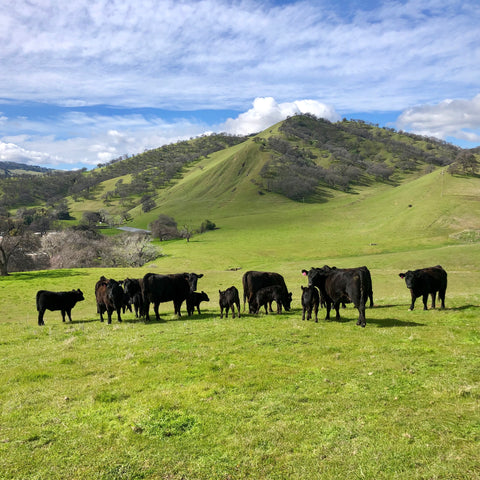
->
(223, 97), (340, 135)
(397, 94), (480, 143)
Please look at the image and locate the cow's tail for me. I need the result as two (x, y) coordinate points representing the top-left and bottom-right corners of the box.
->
(35, 291), (42, 312)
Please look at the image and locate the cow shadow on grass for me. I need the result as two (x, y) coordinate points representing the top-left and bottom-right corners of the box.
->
(366, 317), (426, 328)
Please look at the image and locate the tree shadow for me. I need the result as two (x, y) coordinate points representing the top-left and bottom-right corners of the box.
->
(7, 270), (89, 281)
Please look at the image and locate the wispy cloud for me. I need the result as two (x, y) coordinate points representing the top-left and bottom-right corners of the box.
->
(2, 0), (479, 110)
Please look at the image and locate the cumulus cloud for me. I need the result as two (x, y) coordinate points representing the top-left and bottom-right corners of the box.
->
(0, 141), (58, 166)
(397, 94), (480, 143)
(223, 97), (340, 135)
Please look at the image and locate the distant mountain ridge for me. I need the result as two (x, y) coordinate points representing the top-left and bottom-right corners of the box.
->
(0, 161), (52, 177)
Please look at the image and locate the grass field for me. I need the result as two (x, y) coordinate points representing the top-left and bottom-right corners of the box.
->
(1, 150), (480, 478)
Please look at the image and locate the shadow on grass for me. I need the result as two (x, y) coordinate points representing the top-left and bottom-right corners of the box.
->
(7, 270), (89, 281)
(367, 317), (426, 328)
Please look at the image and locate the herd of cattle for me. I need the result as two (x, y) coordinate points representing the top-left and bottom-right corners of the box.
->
(35, 265), (448, 328)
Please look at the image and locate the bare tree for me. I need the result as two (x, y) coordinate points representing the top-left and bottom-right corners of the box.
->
(0, 217), (40, 275)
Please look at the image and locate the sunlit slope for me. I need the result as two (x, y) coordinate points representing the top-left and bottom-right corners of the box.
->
(124, 131), (479, 270)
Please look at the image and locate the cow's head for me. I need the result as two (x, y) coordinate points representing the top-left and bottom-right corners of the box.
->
(399, 271), (415, 289)
(184, 272), (204, 292)
(302, 267), (328, 288)
(283, 291), (293, 311)
(73, 289), (85, 301)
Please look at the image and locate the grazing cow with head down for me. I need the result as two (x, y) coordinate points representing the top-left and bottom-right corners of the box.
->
(36, 289), (85, 326)
(399, 265), (447, 310)
(142, 272), (203, 321)
(95, 276), (124, 324)
(252, 284), (292, 314)
(219, 286), (241, 319)
(187, 291), (210, 315)
(301, 285), (320, 322)
(302, 265), (369, 327)
(242, 270), (291, 313)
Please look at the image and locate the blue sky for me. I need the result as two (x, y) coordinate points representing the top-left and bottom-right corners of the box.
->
(1, 0), (480, 170)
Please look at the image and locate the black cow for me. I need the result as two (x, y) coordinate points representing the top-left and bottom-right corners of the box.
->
(399, 265), (447, 310)
(142, 272), (203, 321)
(301, 285), (320, 322)
(95, 276), (124, 324)
(123, 278), (144, 318)
(219, 286), (241, 319)
(36, 289), (84, 326)
(187, 291), (210, 315)
(302, 266), (369, 327)
(242, 271), (291, 313)
(252, 284), (292, 314)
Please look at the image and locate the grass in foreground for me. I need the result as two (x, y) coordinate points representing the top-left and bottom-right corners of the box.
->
(0, 293), (479, 479)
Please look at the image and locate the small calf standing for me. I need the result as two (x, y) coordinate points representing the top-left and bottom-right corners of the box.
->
(219, 286), (241, 318)
(36, 289), (85, 326)
(187, 291), (210, 315)
(252, 284), (292, 314)
(301, 285), (320, 322)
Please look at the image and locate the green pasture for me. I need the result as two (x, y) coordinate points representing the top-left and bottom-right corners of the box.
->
(1, 158), (480, 478)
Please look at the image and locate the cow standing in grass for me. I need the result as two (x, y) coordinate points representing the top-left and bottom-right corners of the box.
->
(219, 286), (241, 319)
(36, 289), (85, 326)
(301, 285), (320, 322)
(95, 276), (124, 324)
(142, 272), (203, 321)
(251, 284), (292, 314)
(399, 265), (447, 310)
(242, 271), (291, 313)
(302, 266), (369, 327)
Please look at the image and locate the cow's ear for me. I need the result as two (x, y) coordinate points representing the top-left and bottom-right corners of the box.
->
(197, 274), (204, 278)
(399, 273), (405, 278)
(301, 270), (307, 276)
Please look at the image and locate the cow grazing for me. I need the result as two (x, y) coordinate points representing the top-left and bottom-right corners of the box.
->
(242, 271), (291, 313)
(36, 289), (85, 326)
(187, 291), (210, 315)
(219, 286), (241, 319)
(252, 284), (292, 314)
(123, 278), (144, 318)
(302, 266), (369, 327)
(399, 265), (447, 310)
(95, 276), (124, 324)
(301, 285), (320, 322)
(142, 272), (203, 321)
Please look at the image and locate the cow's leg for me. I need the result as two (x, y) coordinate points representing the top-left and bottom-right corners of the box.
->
(116, 308), (122, 322)
(153, 302), (160, 321)
(236, 302), (241, 318)
(61, 310), (66, 322)
(422, 293), (429, 310)
(232, 304), (237, 319)
(408, 291), (416, 311)
(356, 303), (366, 327)
(334, 301), (341, 321)
(325, 300), (331, 320)
(439, 289), (446, 309)
(65, 309), (73, 322)
(107, 308), (113, 324)
(302, 306), (306, 321)
(431, 292), (436, 309)
(38, 309), (45, 326)
(314, 303), (319, 323)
